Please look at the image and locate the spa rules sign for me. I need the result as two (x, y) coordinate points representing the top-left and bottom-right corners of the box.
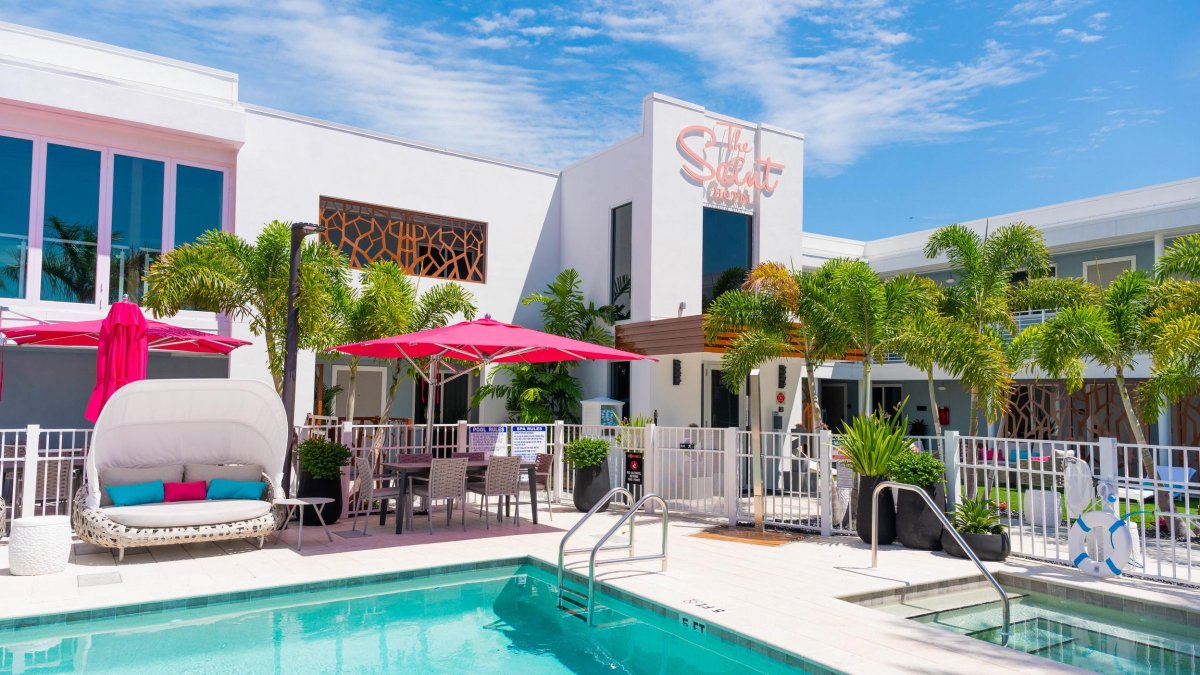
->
(676, 122), (785, 212)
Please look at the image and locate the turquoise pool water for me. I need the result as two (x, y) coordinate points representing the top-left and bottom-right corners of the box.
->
(0, 563), (808, 674)
(910, 588), (1200, 674)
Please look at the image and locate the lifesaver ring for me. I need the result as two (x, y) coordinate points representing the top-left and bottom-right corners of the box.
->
(1068, 511), (1133, 578)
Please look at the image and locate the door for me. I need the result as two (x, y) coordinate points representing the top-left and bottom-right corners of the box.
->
(709, 369), (742, 429)
(821, 383), (848, 432)
(415, 374), (471, 424)
(332, 366), (385, 420)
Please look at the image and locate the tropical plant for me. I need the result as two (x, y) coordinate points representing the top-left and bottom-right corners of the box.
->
(951, 494), (1004, 535)
(889, 451), (945, 487)
(37, 217), (98, 302)
(1008, 276), (1101, 312)
(473, 269), (618, 423)
(563, 437), (610, 469)
(812, 259), (933, 413)
(839, 407), (914, 476)
(704, 262), (849, 432)
(924, 221), (1052, 435)
(319, 384), (343, 415)
(333, 260), (476, 422)
(614, 413), (653, 449)
(297, 437), (351, 480)
(143, 221), (349, 394)
(1031, 270), (1153, 445)
(1143, 233), (1200, 421)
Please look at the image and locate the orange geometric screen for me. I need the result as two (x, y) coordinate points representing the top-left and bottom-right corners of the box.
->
(319, 197), (487, 283)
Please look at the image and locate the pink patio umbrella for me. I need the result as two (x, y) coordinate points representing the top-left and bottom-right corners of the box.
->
(0, 302), (251, 419)
(84, 301), (149, 422)
(328, 316), (655, 451)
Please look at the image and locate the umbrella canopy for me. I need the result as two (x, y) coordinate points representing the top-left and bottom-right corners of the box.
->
(85, 301), (149, 422)
(329, 316), (654, 364)
(1, 312), (251, 354)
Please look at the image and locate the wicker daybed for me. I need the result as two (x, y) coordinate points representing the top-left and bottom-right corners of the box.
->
(72, 379), (288, 560)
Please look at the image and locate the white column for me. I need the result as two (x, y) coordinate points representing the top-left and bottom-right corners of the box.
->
(553, 420), (564, 503)
(943, 430), (960, 510)
(1154, 232), (1172, 451)
(723, 426), (740, 526)
(20, 424), (41, 519)
(456, 420), (468, 454)
(643, 423), (656, 513)
(818, 430), (833, 536)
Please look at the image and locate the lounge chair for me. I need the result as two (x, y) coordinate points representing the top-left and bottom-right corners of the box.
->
(72, 379), (287, 560)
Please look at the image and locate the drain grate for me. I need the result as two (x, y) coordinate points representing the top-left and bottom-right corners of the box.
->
(77, 572), (123, 588)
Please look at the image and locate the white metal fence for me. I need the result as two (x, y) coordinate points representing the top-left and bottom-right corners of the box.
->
(1, 426), (90, 524)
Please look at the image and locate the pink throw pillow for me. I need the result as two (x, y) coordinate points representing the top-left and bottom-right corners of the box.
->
(163, 481), (207, 502)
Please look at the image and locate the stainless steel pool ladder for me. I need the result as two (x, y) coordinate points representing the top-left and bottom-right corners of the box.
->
(870, 481), (1011, 646)
(557, 488), (670, 625)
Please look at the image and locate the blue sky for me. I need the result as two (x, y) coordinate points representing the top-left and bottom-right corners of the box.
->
(5, 0), (1197, 238)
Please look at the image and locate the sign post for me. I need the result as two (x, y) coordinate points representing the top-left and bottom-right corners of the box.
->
(625, 450), (644, 501)
(510, 424), (549, 461)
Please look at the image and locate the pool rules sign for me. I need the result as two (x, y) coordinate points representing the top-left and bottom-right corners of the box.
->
(625, 451), (644, 486)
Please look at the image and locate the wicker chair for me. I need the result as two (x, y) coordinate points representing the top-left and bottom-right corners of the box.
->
(526, 453), (553, 521)
(349, 456), (402, 535)
(32, 458), (78, 516)
(0, 496), (6, 539)
(408, 458), (468, 534)
(467, 456), (523, 529)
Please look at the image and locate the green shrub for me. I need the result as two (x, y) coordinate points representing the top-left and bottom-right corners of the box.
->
(564, 437), (610, 469)
(839, 409), (913, 476)
(889, 451), (945, 487)
(952, 494), (1004, 535)
(297, 437), (352, 480)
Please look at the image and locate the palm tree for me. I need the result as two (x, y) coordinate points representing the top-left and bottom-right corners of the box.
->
(924, 222), (1051, 435)
(1144, 234), (1200, 421)
(703, 262), (848, 431)
(333, 261), (476, 422)
(811, 259), (934, 414)
(473, 268), (618, 422)
(143, 221), (349, 394)
(38, 217), (98, 303)
(1031, 270), (1153, 444)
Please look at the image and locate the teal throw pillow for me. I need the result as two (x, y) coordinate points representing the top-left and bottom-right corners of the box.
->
(207, 478), (266, 501)
(106, 480), (165, 507)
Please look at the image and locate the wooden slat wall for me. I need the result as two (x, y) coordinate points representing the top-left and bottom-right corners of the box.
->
(615, 316), (863, 361)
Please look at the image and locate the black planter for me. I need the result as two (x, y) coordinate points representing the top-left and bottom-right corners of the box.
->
(297, 471), (342, 525)
(572, 460), (612, 513)
(941, 530), (1010, 562)
(856, 475), (896, 545)
(896, 483), (945, 551)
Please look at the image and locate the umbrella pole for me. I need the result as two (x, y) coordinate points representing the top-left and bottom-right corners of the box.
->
(425, 355), (439, 456)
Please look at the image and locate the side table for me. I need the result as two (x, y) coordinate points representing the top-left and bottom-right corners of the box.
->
(9, 515), (72, 575)
(274, 497), (334, 552)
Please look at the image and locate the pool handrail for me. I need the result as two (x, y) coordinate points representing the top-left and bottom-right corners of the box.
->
(586, 493), (669, 625)
(870, 480), (1011, 646)
(557, 487), (635, 609)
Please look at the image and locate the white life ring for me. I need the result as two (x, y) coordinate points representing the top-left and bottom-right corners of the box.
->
(1068, 511), (1133, 578)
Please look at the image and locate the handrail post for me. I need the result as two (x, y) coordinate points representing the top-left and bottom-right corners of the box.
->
(553, 420), (564, 504)
(20, 424), (40, 519)
(819, 430), (833, 537)
(871, 480), (1010, 645)
(943, 430), (960, 510)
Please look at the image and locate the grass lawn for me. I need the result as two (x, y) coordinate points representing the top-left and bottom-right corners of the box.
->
(980, 486), (1198, 530)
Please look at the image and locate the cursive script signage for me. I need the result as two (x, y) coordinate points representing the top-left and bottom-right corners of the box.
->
(676, 122), (785, 211)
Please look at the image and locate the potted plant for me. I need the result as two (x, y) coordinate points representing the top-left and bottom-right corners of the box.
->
(565, 437), (612, 512)
(889, 450), (946, 550)
(297, 437), (351, 525)
(941, 494), (1010, 561)
(840, 409), (913, 545)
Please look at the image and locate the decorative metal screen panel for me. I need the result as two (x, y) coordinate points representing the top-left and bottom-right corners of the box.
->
(319, 197), (486, 282)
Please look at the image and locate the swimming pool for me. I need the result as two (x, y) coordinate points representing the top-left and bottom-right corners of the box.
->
(863, 576), (1199, 674)
(0, 560), (816, 674)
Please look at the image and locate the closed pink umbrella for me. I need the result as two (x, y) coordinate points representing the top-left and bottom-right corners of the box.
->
(84, 301), (149, 422)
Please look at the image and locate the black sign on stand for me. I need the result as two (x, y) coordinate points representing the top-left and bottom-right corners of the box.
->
(625, 451), (644, 486)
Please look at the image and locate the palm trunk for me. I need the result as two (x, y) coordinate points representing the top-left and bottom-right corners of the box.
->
(1114, 370), (1147, 445)
(805, 360), (822, 432)
(860, 357), (872, 415)
(968, 389), (980, 437)
(1114, 370), (1179, 533)
(346, 356), (360, 423)
(927, 369), (943, 440)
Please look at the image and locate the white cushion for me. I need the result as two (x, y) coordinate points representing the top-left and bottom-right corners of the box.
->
(101, 499), (271, 528)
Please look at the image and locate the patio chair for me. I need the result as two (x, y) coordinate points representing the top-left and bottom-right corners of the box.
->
(350, 456), (402, 536)
(407, 457), (468, 534)
(525, 453), (553, 521)
(467, 456), (522, 529)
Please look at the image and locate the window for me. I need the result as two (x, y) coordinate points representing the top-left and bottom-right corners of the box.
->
(1083, 256), (1135, 289)
(110, 155), (164, 303)
(702, 207), (752, 309)
(0, 135), (32, 299)
(174, 165), (224, 246)
(41, 143), (101, 303)
(871, 384), (903, 415)
(319, 197), (486, 282)
(1010, 267), (1056, 285)
(609, 362), (630, 419)
(610, 203), (632, 320)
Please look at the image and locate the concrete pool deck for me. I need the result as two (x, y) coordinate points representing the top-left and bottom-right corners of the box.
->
(2, 501), (1197, 674)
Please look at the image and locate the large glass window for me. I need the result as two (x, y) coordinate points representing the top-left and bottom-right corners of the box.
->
(319, 197), (487, 282)
(174, 164), (224, 246)
(701, 207), (752, 309)
(110, 155), (164, 303)
(610, 203), (632, 320)
(41, 144), (101, 303)
(0, 136), (32, 299)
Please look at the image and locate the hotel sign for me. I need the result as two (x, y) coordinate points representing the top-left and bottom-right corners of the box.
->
(676, 122), (785, 211)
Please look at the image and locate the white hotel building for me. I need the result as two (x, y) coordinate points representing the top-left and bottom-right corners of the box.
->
(2, 23), (1199, 446)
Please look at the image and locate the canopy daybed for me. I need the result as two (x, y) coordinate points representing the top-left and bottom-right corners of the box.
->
(73, 379), (288, 559)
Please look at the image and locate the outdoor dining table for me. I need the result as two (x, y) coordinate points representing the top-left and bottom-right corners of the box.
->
(382, 457), (539, 534)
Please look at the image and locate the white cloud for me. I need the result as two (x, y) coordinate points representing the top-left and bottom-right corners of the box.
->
(1026, 13), (1066, 24)
(1057, 28), (1103, 43)
(1086, 11), (1110, 30)
(565, 25), (600, 38)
